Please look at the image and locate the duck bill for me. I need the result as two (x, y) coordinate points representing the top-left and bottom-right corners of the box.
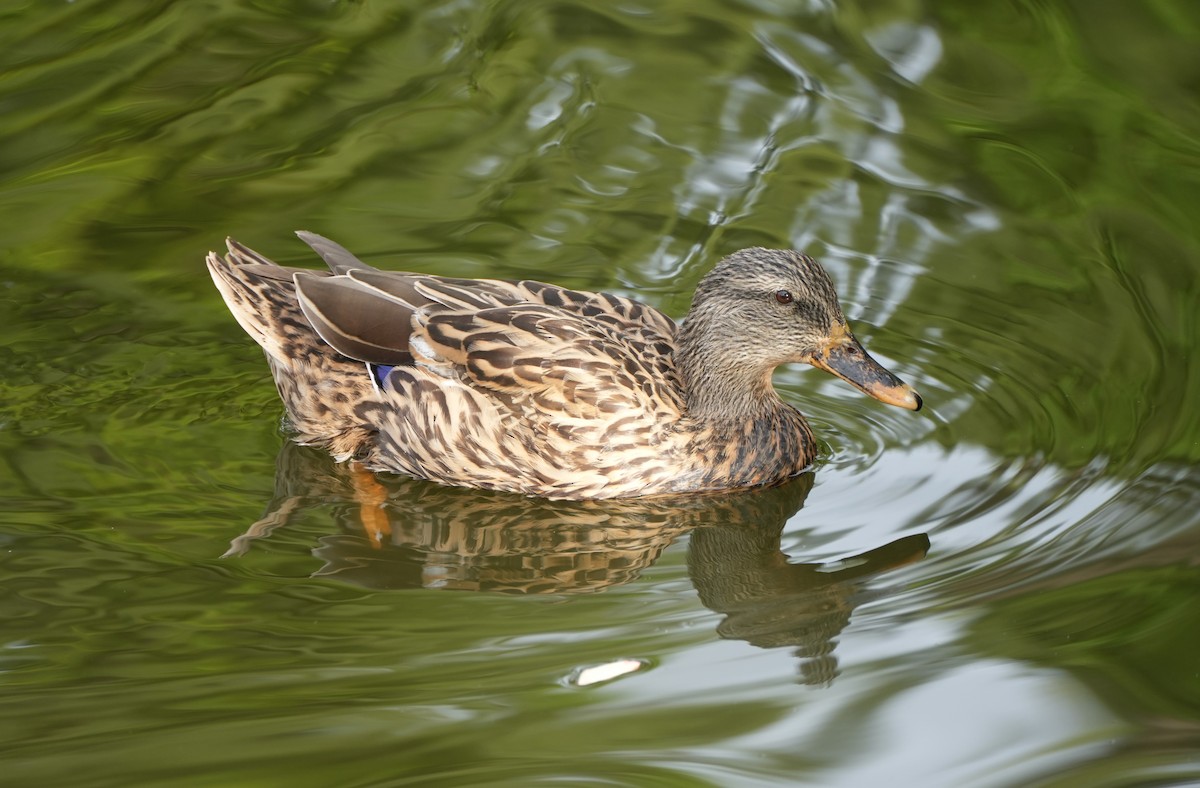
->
(811, 332), (923, 411)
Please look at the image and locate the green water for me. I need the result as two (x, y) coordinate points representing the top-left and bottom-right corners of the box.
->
(2, 0), (1199, 785)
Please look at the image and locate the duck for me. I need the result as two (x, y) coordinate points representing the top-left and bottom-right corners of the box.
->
(207, 232), (921, 500)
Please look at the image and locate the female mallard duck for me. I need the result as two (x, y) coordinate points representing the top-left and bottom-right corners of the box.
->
(207, 233), (921, 500)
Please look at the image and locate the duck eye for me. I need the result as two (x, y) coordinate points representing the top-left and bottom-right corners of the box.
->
(774, 289), (793, 305)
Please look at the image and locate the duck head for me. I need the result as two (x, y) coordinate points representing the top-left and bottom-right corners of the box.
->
(676, 248), (922, 418)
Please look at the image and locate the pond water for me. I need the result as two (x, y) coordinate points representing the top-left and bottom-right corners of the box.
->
(2, 0), (1199, 785)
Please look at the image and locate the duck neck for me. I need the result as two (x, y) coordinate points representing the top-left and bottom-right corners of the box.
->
(675, 322), (787, 423)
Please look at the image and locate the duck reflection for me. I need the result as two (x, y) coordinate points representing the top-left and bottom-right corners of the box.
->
(228, 442), (929, 683)
(689, 523), (928, 685)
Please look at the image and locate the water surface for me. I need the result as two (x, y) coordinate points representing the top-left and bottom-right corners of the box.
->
(2, 1), (1199, 785)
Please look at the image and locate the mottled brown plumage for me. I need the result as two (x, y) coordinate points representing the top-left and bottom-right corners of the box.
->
(207, 232), (921, 499)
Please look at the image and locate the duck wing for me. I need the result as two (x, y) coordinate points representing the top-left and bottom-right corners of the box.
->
(416, 302), (685, 421)
(293, 270), (685, 420)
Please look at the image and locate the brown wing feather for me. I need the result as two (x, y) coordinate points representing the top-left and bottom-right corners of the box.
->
(295, 231), (376, 274)
(292, 267), (682, 406)
(417, 303), (684, 423)
(293, 272), (417, 365)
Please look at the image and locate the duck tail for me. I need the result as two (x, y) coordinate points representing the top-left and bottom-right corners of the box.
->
(206, 238), (305, 366)
(206, 239), (378, 458)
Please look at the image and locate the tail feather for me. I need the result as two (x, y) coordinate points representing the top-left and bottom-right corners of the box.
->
(207, 238), (378, 458)
(206, 238), (339, 365)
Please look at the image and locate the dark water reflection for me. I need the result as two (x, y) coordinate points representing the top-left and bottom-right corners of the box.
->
(231, 443), (928, 685)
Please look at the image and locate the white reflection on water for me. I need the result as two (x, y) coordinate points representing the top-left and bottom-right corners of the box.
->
(865, 22), (944, 84)
(768, 660), (1121, 788)
(803, 441), (1173, 592)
